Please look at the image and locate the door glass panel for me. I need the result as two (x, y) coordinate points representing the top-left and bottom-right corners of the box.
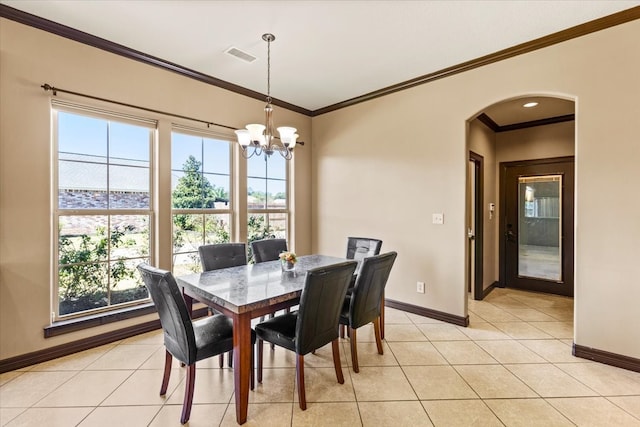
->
(518, 175), (562, 281)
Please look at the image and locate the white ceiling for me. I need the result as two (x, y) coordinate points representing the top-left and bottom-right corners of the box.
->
(2, 0), (639, 113)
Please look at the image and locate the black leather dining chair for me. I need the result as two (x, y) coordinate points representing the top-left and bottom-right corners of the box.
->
(198, 243), (247, 368)
(251, 238), (288, 263)
(346, 237), (383, 261)
(255, 260), (358, 410)
(198, 242), (247, 271)
(137, 263), (255, 424)
(251, 238), (290, 329)
(339, 251), (397, 373)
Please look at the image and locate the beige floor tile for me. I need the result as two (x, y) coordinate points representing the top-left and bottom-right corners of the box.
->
(359, 401), (433, 427)
(166, 367), (235, 404)
(502, 308), (557, 322)
(343, 341), (398, 368)
(251, 368), (295, 403)
(27, 345), (117, 372)
(85, 344), (160, 370)
(492, 322), (553, 339)
(417, 323), (470, 341)
(528, 321), (573, 339)
(432, 341), (498, 365)
(138, 346), (184, 370)
(259, 344), (297, 368)
(535, 306), (574, 321)
(101, 369), (183, 406)
(383, 324), (429, 342)
(221, 402), (293, 427)
(0, 372), (23, 387)
(504, 364), (597, 397)
(422, 399), (503, 427)
(467, 310), (488, 324)
(556, 362), (640, 395)
(291, 402), (360, 427)
(454, 365), (537, 398)
(77, 405), (161, 427)
(547, 397), (640, 426)
(3, 407), (93, 427)
(299, 342), (349, 368)
(150, 403), (227, 427)
(0, 371), (76, 407)
(518, 339), (584, 363)
(469, 306), (520, 322)
(119, 330), (164, 345)
(387, 341), (448, 366)
(293, 367), (355, 403)
(35, 370), (132, 407)
(403, 365), (478, 400)
(383, 307), (414, 324)
(484, 398), (574, 426)
(0, 407), (26, 426)
(460, 322), (511, 341)
(475, 341), (547, 364)
(608, 396), (640, 420)
(350, 366), (417, 401)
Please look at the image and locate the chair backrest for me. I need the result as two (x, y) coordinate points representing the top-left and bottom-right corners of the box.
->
(346, 237), (383, 261)
(199, 243), (247, 271)
(295, 260), (358, 355)
(349, 251), (397, 329)
(137, 263), (196, 364)
(251, 238), (288, 263)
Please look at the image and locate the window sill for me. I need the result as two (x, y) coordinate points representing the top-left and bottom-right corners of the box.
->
(44, 303), (158, 338)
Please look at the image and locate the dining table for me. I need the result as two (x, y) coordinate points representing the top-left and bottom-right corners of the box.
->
(175, 254), (350, 425)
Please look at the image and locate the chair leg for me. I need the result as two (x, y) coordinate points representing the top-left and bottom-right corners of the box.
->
(228, 349), (233, 368)
(296, 354), (306, 410)
(340, 324), (345, 338)
(250, 344), (255, 391)
(349, 327), (359, 373)
(160, 350), (172, 395)
(219, 354), (224, 368)
(257, 339), (264, 383)
(331, 339), (344, 384)
(181, 364), (196, 424)
(380, 292), (385, 340)
(373, 317), (384, 355)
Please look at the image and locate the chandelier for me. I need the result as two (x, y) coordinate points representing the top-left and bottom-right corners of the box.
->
(235, 33), (298, 160)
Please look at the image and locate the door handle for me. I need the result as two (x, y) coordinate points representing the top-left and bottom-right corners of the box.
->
(467, 228), (475, 240)
(506, 230), (517, 241)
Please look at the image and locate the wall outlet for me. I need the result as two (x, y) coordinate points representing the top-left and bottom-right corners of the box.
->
(432, 213), (444, 225)
(417, 281), (425, 293)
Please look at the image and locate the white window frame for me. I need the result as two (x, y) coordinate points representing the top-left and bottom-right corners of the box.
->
(52, 101), (156, 321)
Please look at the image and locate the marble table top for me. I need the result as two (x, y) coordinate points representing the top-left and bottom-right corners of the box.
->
(176, 254), (350, 314)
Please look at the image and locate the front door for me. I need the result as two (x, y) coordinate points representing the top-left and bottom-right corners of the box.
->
(500, 157), (574, 296)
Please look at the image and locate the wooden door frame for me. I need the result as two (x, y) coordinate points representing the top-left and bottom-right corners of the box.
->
(469, 151), (484, 300)
(498, 156), (575, 294)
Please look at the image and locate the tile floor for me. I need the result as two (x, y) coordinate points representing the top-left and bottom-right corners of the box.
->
(1, 288), (640, 426)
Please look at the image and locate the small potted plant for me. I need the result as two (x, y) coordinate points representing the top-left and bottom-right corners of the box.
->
(279, 251), (297, 271)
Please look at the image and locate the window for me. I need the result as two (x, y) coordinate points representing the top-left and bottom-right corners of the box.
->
(171, 129), (232, 275)
(247, 153), (289, 259)
(54, 105), (154, 319)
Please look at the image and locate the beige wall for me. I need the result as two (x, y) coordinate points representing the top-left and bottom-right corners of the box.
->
(312, 20), (640, 359)
(0, 19), (312, 359)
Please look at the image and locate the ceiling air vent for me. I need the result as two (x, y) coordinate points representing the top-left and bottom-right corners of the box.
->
(225, 47), (257, 63)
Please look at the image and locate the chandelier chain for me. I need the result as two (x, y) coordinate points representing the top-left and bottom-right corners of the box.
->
(266, 35), (272, 104)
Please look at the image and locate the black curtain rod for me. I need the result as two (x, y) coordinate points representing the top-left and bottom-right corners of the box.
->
(41, 83), (238, 131)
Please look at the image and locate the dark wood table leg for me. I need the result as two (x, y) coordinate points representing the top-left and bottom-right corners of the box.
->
(233, 312), (252, 424)
(183, 291), (194, 317)
(380, 291), (385, 340)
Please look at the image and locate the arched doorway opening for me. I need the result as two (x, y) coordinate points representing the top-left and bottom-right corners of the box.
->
(466, 95), (576, 301)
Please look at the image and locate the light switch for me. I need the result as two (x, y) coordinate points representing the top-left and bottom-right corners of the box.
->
(432, 213), (444, 225)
